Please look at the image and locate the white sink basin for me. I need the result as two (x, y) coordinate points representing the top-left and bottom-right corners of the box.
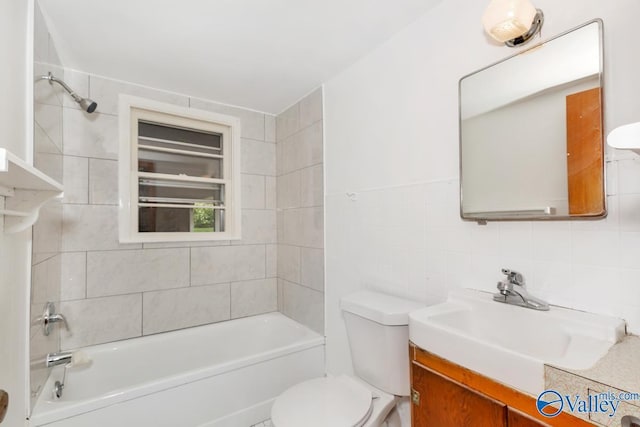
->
(409, 289), (626, 396)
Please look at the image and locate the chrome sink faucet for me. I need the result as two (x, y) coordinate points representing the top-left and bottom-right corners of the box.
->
(493, 268), (549, 311)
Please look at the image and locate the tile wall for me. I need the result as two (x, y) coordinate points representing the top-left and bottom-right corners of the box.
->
(55, 72), (278, 350)
(276, 88), (325, 334)
(30, 1), (64, 403)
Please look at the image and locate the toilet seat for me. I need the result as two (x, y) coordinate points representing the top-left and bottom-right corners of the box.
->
(271, 375), (374, 427)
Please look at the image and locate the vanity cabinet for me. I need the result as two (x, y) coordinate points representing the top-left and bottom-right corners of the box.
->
(410, 344), (593, 427)
(412, 362), (506, 426)
(508, 408), (549, 427)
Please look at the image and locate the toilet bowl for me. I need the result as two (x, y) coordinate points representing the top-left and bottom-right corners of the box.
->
(271, 290), (423, 427)
(271, 375), (399, 427)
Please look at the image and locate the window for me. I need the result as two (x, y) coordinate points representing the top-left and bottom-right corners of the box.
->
(118, 95), (241, 242)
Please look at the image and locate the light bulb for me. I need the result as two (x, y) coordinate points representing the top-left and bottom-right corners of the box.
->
(482, 0), (537, 43)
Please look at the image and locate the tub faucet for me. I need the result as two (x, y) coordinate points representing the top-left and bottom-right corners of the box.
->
(45, 352), (73, 368)
(493, 268), (549, 311)
(42, 302), (69, 336)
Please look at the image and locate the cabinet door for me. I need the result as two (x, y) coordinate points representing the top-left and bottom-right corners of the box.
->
(508, 407), (551, 427)
(412, 363), (507, 427)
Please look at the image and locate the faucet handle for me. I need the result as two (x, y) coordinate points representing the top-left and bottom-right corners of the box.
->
(501, 268), (525, 286)
(42, 302), (69, 336)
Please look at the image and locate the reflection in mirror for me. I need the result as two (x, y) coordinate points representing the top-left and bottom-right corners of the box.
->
(460, 20), (605, 222)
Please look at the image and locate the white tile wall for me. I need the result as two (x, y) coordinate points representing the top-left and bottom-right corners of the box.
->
(266, 244), (278, 278)
(299, 89), (323, 129)
(276, 103), (299, 141)
(250, 419), (272, 427)
(88, 158), (118, 205)
(63, 109), (119, 159)
(62, 205), (139, 252)
(86, 249), (190, 297)
(62, 156), (88, 204)
(61, 69), (90, 110)
(278, 244), (301, 284)
(34, 63), (64, 107)
(34, 124), (63, 183)
(31, 255), (61, 304)
(266, 176), (277, 210)
(142, 284), (231, 335)
(51, 71), (279, 349)
(265, 116), (277, 143)
(282, 279), (324, 334)
(235, 210), (277, 245)
(242, 174), (266, 209)
(60, 294), (142, 349)
(31, 6), (65, 402)
(276, 88), (325, 334)
(242, 138), (277, 176)
(60, 252), (86, 301)
(34, 103), (63, 152)
(301, 247), (324, 292)
(231, 278), (278, 318)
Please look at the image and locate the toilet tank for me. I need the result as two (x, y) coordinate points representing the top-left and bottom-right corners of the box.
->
(340, 290), (423, 396)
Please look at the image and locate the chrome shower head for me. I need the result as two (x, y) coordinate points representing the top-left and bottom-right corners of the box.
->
(38, 72), (98, 114)
(78, 97), (98, 114)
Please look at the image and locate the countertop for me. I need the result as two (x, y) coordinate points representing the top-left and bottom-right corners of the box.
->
(545, 335), (640, 426)
(553, 335), (640, 394)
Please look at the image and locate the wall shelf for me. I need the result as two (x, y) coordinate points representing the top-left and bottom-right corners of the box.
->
(0, 148), (63, 233)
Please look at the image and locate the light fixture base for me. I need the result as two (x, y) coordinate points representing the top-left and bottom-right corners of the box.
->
(505, 9), (544, 47)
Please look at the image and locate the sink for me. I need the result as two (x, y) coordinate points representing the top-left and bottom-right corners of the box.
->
(409, 289), (626, 396)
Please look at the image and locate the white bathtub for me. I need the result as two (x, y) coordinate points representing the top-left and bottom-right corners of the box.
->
(30, 312), (325, 427)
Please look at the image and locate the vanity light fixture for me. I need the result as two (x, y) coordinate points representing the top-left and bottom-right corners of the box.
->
(607, 122), (640, 155)
(482, 0), (544, 47)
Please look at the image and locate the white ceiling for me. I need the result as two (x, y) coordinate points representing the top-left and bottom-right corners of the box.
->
(38, 0), (442, 114)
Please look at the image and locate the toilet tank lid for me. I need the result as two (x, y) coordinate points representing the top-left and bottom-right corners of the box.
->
(340, 290), (424, 326)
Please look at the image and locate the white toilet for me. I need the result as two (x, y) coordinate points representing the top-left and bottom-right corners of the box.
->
(271, 290), (423, 427)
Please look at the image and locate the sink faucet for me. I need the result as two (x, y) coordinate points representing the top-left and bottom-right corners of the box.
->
(493, 268), (549, 311)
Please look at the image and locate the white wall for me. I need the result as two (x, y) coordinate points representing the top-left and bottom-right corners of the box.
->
(324, 0), (640, 388)
(0, 0), (34, 425)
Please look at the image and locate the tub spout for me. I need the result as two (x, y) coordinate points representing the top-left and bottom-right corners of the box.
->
(45, 352), (72, 368)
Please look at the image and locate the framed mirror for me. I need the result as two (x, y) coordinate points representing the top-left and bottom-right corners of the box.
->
(459, 20), (605, 223)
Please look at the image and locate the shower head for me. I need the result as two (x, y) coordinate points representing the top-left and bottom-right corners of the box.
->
(78, 97), (98, 114)
(38, 72), (98, 113)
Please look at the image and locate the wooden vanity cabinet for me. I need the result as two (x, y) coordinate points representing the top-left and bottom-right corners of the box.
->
(410, 344), (592, 427)
(508, 408), (549, 427)
(412, 363), (507, 427)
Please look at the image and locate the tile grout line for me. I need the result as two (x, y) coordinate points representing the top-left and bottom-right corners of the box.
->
(140, 291), (144, 337)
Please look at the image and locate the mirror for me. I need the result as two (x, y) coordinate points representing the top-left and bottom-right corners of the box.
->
(459, 20), (605, 222)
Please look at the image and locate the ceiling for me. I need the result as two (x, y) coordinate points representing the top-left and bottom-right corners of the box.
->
(38, 0), (442, 114)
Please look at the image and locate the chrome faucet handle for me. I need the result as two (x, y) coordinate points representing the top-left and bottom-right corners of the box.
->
(501, 268), (525, 286)
(42, 302), (69, 336)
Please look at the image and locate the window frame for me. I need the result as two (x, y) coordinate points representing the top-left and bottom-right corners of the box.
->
(118, 95), (241, 242)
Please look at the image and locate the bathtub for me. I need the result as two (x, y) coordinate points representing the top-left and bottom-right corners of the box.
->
(30, 312), (325, 427)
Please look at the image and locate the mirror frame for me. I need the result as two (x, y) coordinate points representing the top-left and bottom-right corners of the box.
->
(459, 19), (606, 224)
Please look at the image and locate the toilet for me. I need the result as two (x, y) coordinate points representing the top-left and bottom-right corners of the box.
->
(271, 290), (424, 427)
